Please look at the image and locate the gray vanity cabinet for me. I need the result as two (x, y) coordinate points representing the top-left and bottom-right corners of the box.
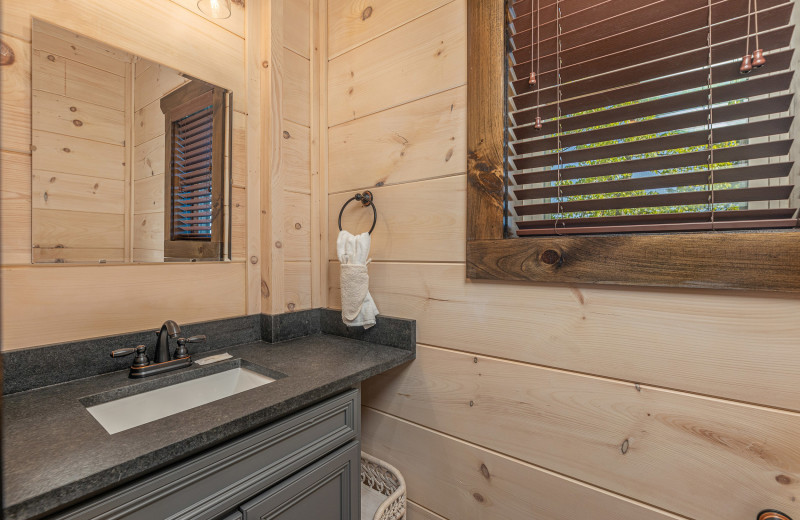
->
(48, 390), (360, 520)
(240, 442), (359, 520)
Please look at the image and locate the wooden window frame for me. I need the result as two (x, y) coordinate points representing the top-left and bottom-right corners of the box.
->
(161, 79), (228, 261)
(466, 0), (800, 292)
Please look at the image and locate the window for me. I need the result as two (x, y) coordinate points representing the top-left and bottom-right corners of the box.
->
(466, 0), (800, 291)
(161, 80), (228, 261)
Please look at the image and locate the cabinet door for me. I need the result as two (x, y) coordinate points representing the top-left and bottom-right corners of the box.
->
(241, 442), (360, 520)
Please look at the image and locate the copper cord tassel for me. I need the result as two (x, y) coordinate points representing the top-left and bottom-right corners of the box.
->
(740, 53), (753, 74)
(528, 71), (536, 85)
(752, 48), (766, 67)
(534, 116), (543, 130)
(752, 0), (766, 67)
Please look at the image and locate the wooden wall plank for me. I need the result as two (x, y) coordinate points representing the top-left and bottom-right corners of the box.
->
(232, 186), (247, 261)
(33, 91), (125, 146)
(364, 345), (800, 519)
(328, 0), (454, 58)
(245, 0), (264, 315)
(168, 0), (246, 38)
(327, 0), (466, 126)
(0, 33), (31, 153)
(133, 134), (165, 181)
(133, 99), (165, 146)
(32, 171), (125, 214)
(0, 151), (32, 264)
(33, 248), (124, 264)
(362, 408), (682, 520)
(232, 110), (247, 188)
(284, 49), (311, 126)
(406, 502), (448, 520)
(132, 213), (164, 252)
(32, 49), (65, 95)
(3, 1), (244, 100)
(329, 86), (466, 193)
(283, 120), (312, 193)
(133, 174), (164, 215)
(331, 261), (800, 412)
(33, 130), (125, 180)
(32, 209), (124, 249)
(32, 21), (130, 75)
(284, 191), (312, 262)
(66, 60), (126, 111)
(133, 62), (188, 110)
(328, 175), (465, 262)
(0, 263), (246, 350)
(283, 261), (313, 311)
(284, 0), (311, 59)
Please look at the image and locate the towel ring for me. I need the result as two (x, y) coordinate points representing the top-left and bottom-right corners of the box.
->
(338, 191), (377, 234)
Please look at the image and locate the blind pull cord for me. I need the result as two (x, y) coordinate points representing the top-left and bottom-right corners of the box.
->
(708, 0), (716, 229)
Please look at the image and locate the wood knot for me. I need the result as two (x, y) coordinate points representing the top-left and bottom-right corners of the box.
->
(469, 400), (474, 407)
(62, 147), (71, 153)
(283, 130), (291, 139)
(287, 303), (296, 311)
(261, 280), (270, 297)
(480, 464), (490, 480)
(250, 256), (258, 264)
(472, 492), (484, 503)
(47, 54), (56, 62)
(0, 40), (15, 66)
(620, 439), (630, 455)
(73, 119), (83, 127)
(361, 6), (373, 20)
(275, 241), (282, 248)
(540, 249), (562, 266)
(294, 222), (302, 229)
(70, 106), (78, 112)
(776, 474), (793, 485)
(262, 60), (269, 68)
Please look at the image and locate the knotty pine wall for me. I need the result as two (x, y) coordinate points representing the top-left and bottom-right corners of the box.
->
(325, 1), (800, 518)
(0, 0), (254, 351)
(31, 20), (128, 264)
(132, 58), (189, 263)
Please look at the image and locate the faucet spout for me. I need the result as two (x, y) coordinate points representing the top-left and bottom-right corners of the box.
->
(154, 320), (181, 364)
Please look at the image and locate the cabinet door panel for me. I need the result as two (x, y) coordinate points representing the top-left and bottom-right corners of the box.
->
(241, 442), (360, 520)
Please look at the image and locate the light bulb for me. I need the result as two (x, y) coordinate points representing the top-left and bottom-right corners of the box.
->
(197, 0), (232, 19)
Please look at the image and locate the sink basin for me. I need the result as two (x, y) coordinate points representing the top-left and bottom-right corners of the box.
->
(86, 367), (276, 434)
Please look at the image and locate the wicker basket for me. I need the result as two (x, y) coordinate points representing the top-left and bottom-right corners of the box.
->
(360, 452), (406, 520)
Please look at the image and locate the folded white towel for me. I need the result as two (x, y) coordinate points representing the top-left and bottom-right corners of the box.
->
(337, 230), (379, 328)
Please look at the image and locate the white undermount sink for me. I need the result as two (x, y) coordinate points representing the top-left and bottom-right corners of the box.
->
(86, 367), (275, 434)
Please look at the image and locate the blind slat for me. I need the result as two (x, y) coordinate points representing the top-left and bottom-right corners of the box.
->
(513, 163), (793, 200)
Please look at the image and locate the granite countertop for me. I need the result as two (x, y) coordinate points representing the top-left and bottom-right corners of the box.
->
(3, 334), (414, 520)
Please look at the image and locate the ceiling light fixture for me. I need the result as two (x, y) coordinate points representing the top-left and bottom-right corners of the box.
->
(197, 0), (232, 19)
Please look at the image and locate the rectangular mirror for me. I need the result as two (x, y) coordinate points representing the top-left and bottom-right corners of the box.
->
(30, 19), (232, 263)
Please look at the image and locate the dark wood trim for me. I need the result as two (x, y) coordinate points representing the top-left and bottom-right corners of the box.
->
(467, 233), (800, 292)
(464, 0), (800, 292)
(161, 80), (229, 261)
(466, 0), (507, 241)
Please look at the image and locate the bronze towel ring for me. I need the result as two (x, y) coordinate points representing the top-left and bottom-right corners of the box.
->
(338, 191), (377, 234)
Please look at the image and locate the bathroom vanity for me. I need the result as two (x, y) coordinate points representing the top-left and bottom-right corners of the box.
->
(2, 311), (415, 520)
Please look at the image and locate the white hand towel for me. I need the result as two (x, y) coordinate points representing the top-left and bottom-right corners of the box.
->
(337, 230), (379, 328)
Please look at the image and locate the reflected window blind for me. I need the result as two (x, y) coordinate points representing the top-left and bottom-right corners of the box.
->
(169, 91), (214, 241)
(507, 0), (798, 235)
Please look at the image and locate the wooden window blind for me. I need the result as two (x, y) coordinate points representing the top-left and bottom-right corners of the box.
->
(507, 0), (798, 236)
(161, 80), (228, 261)
(170, 93), (214, 241)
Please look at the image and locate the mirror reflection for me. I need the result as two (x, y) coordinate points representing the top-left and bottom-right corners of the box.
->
(30, 19), (232, 263)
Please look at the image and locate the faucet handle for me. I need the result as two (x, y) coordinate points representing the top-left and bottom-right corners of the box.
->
(111, 345), (150, 368)
(174, 335), (205, 359)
